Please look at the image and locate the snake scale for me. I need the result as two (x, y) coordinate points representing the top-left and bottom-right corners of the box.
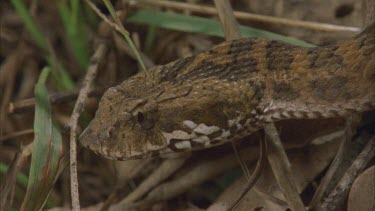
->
(80, 22), (375, 160)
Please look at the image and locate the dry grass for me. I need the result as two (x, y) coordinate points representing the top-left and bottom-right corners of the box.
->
(0, 0), (374, 210)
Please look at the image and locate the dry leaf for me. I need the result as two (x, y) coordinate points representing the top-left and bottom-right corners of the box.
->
(214, 137), (341, 210)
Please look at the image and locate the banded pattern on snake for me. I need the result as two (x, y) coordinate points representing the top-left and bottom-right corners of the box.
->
(80, 22), (375, 160)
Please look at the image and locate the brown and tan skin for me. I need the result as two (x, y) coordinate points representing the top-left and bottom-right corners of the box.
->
(80, 22), (375, 160)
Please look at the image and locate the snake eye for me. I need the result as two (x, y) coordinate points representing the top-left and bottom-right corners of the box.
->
(137, 112), (145, 123)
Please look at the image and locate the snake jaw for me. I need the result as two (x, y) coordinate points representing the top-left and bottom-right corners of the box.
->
(79, 118), (166, 160)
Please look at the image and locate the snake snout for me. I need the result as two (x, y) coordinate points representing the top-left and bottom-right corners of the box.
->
(79, 124), (101, 154)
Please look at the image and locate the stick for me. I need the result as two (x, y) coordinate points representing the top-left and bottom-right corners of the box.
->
(309, 115), (361, 209)
(136, 0), (360, 33)
(214, 0), (241, 40)
(0, 129), (34, 142)
(69, 43), (107, 211)
(8, 89), (105, 114)
(320, 135), (375, 211)
(264, 124), (306, 211)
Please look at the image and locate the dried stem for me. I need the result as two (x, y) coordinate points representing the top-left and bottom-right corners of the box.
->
(228, 138), (266, 211)
(314, 2), (375, 209)
(213, 0), (251, 183)
(123, 147), (261, 210)
(0, 43), (31, 133)
(112, 33), (155, 68)
(0, 129), (34, 142)
(84, 0), (125, 38)
(213, 0), (241, 40)
(110, 158), (187, 211)
(264, 124), (306, 211)
(0, 142), (33, 210)
(136, 0), (360, 33)
(231, 142), (251, 180)
(101, 0), (146, 71)
(8, 88), (105, 114)
(69, 43), (107, 211)
(309, 115), (361, 209)
(310, 1), (375, 207)
(212, 2), (266, 210)
(319, 135), (375, 211)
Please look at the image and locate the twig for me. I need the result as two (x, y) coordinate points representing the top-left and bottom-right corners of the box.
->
(231, 142), (251, 180)
(85, 0), (147, 72)
(0, 142), (33, 211)
(213, 0), (241, 40)
(228, 138), (266, 211)
(0, 129), (34, 142)
(112, 33), (155, 68)
(212, 1), (268, 209)
(319, 135), (375, 211)
(84, 0), (125, 38)
(136, 0), (360, 33)
(213, 0), (250, 183)
(8, 88), (105, 114)
(110, 158), (187, 211)
(69, 43), (107, 211)
(124, 146), (262, 209)
(0, 43), (30, 133)
(264, 124), (306, 211)
(117, 137), (309, 210)
(316, 2), (375, 209)
(102, 0), (146, 71)
(101, 159), (156, 211)
(121, 139), (306, 210)
(309, 115), (361, 209)
(213, 2), (304, 209)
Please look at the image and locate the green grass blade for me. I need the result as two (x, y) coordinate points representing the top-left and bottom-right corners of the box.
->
(0, 162), (58, 208)
(102, 0), (147, 71)
(43, 57), (75, 91)
(70, 0), (80, 28)
(45, 57), (75, 90)
(58, 0), (90, 69)
(21, 67), (63, 211)
(11, 0), (75, 90)
(128, 10), (315, 47)
(11, 0), (48, 49)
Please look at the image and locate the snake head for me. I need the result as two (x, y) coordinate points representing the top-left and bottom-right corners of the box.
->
(79, 74), (259, 160)
(79, 80), (169, 160)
